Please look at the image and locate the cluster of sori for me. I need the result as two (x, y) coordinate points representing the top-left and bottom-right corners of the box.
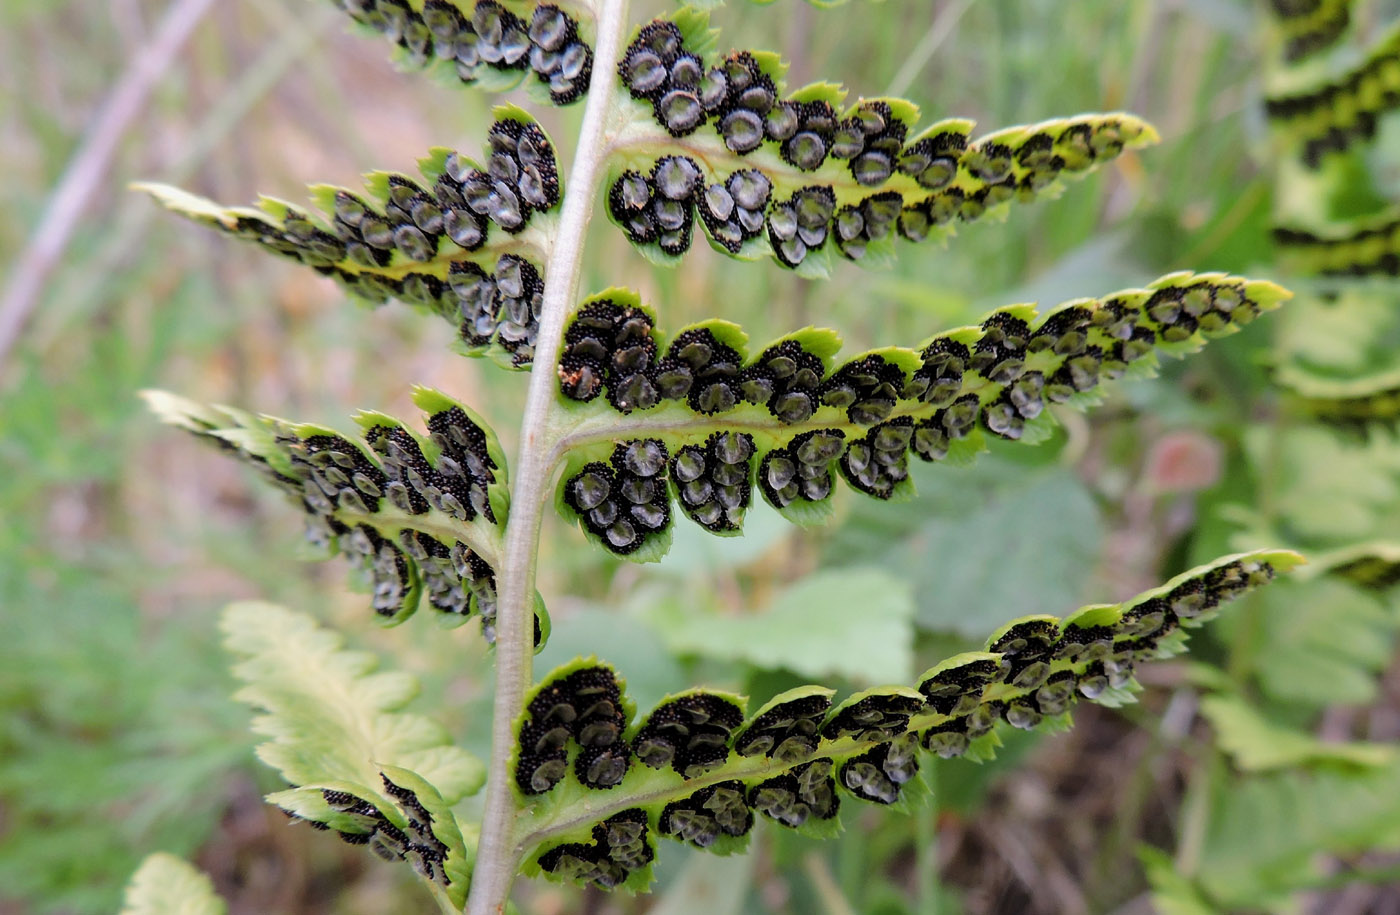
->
(515, 663), (632, 794)
(162, 114), (558, 366)
(155, 393), (544, 642)
(1269, 0), (1352, 62)
(562, 440), (672, 555)
(446, 253), (545, 364)
(227, 115), (558, 271)
(521, 554), (1285, 889)
(609, 159), (773, 257)
(1265, 25), (1400, 166)
(611, 17), (1152, 269)
(301, 775), (452, 886)
(1274, 219), (1400, 276)
(671, 432), (754, 532)
(556, 276), (1281, 551)
(536, 810), (654, 891)
(334, 0), (593, 104)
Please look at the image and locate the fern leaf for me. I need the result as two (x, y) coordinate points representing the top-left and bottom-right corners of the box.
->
(142, 389), (550, 644)
(328, 0), (595, 105)
(138, 107), (560, 367)
(1274, 212), (1400, 278)
(550, 273), (1289, 560)
(1199, 693), (1394, 772)
(604, 11), (1158, 275)
(120, 854), (225, 915)
(1303, 539), (1400, 590)
(1268, 0), (1353, 62)
(224, 601), (480, 909)
(503, 551), (1302, 891)
(1275, 360), (1400, 430)
(1265, 20), (1400, 167)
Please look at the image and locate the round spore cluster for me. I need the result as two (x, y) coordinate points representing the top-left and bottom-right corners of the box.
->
(448, 254), (544, 365)
(767, 186), (836, 268)
(821, 690), (926, 743)
(618, 22), (734, 136)
(337, 0), (593, 104)
(748, 758), (840, 828)
(557, 298), (661, 410)
(741, 339), (826, 423)
(537, 809), (654, 889)
(733, 691), (833, 762)
(671, 431), (754, 532)
(515, 665), (632, 795)
(839, 418), (913, 498)
(833, 191), (904, 261)
(632, 693), (745, 778)
(607, 156), (701, 255)
(759, 429), (846, 510)
(659, 781), (753, 849)
(666, 327), (747, 414)
(819, 354), (906, 424)
(840, 732), (920, 805)
(563, 440), (672, 556)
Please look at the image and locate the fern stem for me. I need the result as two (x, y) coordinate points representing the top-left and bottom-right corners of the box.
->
(465, 0), (631, 911)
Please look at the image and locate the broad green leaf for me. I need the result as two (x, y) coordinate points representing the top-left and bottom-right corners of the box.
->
(1138, 847), (1214, 915)
(1199, 761), (1400, 907)
(834, 464), (1102, 638)
(222, 601), (485, 801)
(1215, 576), (1398, 707)
(119, 854), (224, 915)
(1241, 424), (1400, 545)
(509, 551), (1301, 892)
(645, 567), (916, 683)
(1199, 694), (1394, 772)
(553, 273), (1287, 562)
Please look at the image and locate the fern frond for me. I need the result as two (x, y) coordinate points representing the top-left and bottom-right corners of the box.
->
(224, 601), (481, 909)
(328, 0), (595, 105)
(501, 551), (1302, 891)
(142, 389), (549, 644)
(1301, 540), (1400, 590)
(120, 854), (225, 915)
(550, 273), (1289, 559)
(1265, 21), (1400, 167)
(1275, 361), (1400, 430)
(139, 107), (560, 367)
(1268, 0), (1353, 63)
(1274, 213), (1400, 278)
(603, 11), (1158, 274)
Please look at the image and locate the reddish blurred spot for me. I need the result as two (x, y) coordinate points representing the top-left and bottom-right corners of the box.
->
(1143, 430), (1223, 493)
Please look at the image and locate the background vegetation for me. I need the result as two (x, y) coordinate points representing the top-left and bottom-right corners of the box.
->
(3, 0), (1399, 912)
